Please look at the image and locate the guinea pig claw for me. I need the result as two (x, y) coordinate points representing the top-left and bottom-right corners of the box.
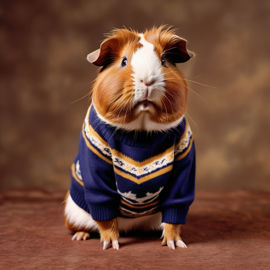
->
(103, 240), (119, 250)
(103, 241), (111, 250)
(72, 232), (90, 241)
(167, 240), (175, 250)
(176, 240), (187, 248)
(112, 240), (119, 250)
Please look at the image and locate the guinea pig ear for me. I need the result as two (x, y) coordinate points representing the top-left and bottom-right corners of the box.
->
(164, 37), (195, 63)
(86, 38), (118, 66)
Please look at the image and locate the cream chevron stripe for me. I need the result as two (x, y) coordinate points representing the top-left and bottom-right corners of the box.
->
(174, 121), (192, 156)
(82, 122), (113, 165)
(111, 145), (174, 167)
(111, 150), (174, 177)
(83, 110), (112, 159)
(114, 165), (173, 185)
(175, 137), (194, 161)
(71, 163), (84, 186)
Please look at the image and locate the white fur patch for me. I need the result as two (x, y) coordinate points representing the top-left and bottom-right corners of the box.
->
(118, 212), (163, 233)
(131, 34), (165, 108)
(94, 102), (184, 132)
(65, 194), (163, 233)
(174, 123), (192, 155)
(65, 195), (99, 231)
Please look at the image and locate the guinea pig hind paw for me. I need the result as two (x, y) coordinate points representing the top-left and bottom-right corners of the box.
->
(71, 232), (90, 241)
(176, 240), (187, 248)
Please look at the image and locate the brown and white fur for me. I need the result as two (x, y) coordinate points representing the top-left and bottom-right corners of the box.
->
(64, 26), (194, 250)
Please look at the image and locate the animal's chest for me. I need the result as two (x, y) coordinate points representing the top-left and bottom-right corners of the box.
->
(110, 142), (176, 218)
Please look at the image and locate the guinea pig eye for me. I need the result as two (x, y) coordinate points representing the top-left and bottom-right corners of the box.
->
(121, 57), (127, 67)
(161, 56), (167, 67)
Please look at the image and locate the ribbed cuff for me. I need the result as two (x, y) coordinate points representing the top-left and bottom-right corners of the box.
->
(89, 204), (118, 221)
(162, 207), (189, 224)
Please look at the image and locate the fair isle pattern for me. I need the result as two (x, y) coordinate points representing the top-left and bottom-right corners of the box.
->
(119, 205), (160, 218)
(114, 165), (173, 185)
(70, 106), (196, 222)
(83, 106), (175, 176)
(111, 149), (174, 178)
(174, 123), (192, 156)
(117, 187), (164, 205)
(81, 106), (193, 186)
(117, 188), (162, 217)
(83, 109), (112, 159)
(120, 199), (159, 209)
(82, 108), (176, 181)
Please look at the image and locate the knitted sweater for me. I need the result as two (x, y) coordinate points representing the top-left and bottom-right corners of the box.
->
(69, 105), (196, 224)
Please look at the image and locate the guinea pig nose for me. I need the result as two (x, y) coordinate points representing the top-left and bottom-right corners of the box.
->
(143, 79), (155, 87)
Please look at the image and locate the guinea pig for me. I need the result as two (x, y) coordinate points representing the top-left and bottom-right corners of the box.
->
(64, 26), (195, 250)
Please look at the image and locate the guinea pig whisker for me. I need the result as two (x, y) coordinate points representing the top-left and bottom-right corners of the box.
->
(160, 99), (169, 123)
(71, 93), (90, 104)
(106, 91), (125, 113)
(184, 79), (216, 89)
(163, 89), (176, 101)
(185, 111), (198, 132)
(164, 68), (183, 81)
(186, 86), (209, 104)
(123, 102), (131, 124)
(162, 94), (175, 115)
(165, 71), (209, 105)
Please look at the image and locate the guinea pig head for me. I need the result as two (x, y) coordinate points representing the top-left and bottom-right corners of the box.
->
(87, 26), (194, 131)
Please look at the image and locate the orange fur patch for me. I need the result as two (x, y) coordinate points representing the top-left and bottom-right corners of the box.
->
(93, 64), (136, 124)
(95, 218), (119, 242)
(144, 26), (193, 63)
(161, 223), (182, 245)
(92, 29), (140, 124)
(144, 26), (189, 123)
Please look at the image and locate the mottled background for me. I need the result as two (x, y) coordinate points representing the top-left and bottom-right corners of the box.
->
(1, 0), (269, 191)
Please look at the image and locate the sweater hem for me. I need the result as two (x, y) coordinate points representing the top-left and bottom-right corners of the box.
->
(162, 207), (189, 224)
(89, 204), (119, 221)
(70, 184), (89, 213)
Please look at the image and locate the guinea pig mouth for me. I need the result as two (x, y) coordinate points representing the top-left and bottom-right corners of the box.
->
(134, 99), (155, 109)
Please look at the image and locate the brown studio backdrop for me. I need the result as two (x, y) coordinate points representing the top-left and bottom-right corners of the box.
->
(0, 0), (270, 191)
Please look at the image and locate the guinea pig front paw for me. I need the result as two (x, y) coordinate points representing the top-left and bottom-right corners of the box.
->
(95, 219), (119, 250)
(103, 239), (119, 250)
(71, 231), (90, 241)
(161, 223), (187, 250)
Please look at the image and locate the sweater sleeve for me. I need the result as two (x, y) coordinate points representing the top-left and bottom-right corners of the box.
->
(160, 120), (196, 224)
(78, 108), (120, 221)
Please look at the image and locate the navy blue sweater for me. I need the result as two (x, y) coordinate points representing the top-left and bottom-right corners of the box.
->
(69, 105), (196, 224)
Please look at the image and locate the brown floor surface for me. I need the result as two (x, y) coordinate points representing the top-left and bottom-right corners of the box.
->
(0, 190), (269, 270)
